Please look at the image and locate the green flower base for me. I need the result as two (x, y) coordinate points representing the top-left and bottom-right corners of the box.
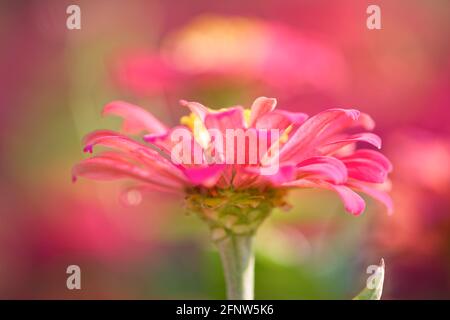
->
(185, 187), (289, 300)
(185, 187), (288, 241)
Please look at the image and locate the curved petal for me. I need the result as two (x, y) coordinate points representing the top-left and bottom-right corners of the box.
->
(342, 158), (388, 183)
(143, 125), (203, 158)
(72, 156), (183, 188)
(248, 97), (277, 128)
(326, 132), (382, 149)
(83, 130), (167, 161)
(356, 112), (376, 131)
(244, 164), (296, 185)
(327, 183), (366, 216)
(283, 178), (366, 215)
(255, 110), (308, 131)
(143, 131), (171, 151)
(279, 108), (363, 163)
(103, 101), (168, 134)
(347, 181), (394, 215)
(178, 164), (225, 187)
(179, 100), (210, 122)
(204, 107), (246, 134)
(82, 130), (190, 181)
(297, 156), (348, 184)
(340, 149), (393, 173)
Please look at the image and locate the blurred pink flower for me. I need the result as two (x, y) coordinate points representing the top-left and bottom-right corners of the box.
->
(376, 130), (450, 253)
(114, 15), (347, 96)
(27, 199), (145, 261)
(73, 97), (392, 216)
(371, 130), (450, 299)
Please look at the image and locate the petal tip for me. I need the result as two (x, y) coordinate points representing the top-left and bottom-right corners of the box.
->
(83, 145), (93, 153)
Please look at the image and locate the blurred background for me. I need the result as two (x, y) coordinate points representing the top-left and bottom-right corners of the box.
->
(0, 0), (449, 299)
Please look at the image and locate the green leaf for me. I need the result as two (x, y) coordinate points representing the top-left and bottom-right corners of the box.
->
(353, 259), (385, 300)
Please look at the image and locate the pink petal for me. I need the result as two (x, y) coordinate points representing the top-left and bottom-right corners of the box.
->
(319, 133), (382, 156)
(83, 130), (171, 161)
(297, 156), (348, 184)
(282, 178), (366, 215)
(325, 132), (382, 149)
(103, 101), (168, 134)
(327, 183), (366, 216)
(72, 156), (182, 188)
(340, 149), (393, 172)
(266, 165), (296, 185)
(178, 164), (225, 187)
(143, 126), (204, 160)
(342, 158), (388, 183)
(279, 108), (364, 163)
(244, 164), (296, 185)
(83, 130), (143, 152)
(255, 110), (308, 131)
(248, 97), (277, 128)
(179, 100), (210, 121)
(347, 181), (394, 215)
(82, 131), (190, 180)
(356, 113), (376, 131)
(143, 131), (171, 151)
(89, 150), (143, 164)
(204, 107), (246, 133)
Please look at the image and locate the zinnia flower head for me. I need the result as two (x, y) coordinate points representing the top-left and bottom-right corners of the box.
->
(73, 97), (392, 240)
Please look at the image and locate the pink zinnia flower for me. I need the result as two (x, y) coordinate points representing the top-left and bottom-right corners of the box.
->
(73, 96), (392, 300)
(73, 97), (392, 217)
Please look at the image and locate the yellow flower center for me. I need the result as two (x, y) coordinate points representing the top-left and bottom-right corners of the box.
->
(279, 125), (293, 144)
(180, 112), (211, 148)
(243, 109), (251, 127)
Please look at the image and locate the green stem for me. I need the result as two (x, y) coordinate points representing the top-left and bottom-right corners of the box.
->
(216, 234), (254, 300)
